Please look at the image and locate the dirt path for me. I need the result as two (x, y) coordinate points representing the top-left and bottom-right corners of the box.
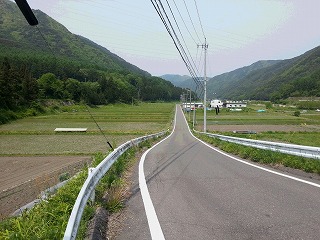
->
(0, 156), (91, 220)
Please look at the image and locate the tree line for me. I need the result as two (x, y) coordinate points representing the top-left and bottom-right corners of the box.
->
(0, 57), (182, 112)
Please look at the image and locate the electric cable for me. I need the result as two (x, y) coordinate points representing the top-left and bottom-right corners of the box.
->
(171, 0), (199, 45)
(35, 26), (56, 58)
(194, 0), (206, 39)
(84, 104), (114, 151)
(182, 0), (202, 43)
(164, 0), (202, 79)
(151, 0), (202, 89)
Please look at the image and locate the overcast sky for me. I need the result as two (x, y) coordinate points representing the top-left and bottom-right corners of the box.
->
(23, 0), (320, 77)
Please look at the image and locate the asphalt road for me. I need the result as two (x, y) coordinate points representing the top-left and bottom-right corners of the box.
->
(116, 105), (320, 239)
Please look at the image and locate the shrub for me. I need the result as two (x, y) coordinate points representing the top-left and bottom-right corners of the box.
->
(293, 111), (300, 117)
(0, 110), (18, 124)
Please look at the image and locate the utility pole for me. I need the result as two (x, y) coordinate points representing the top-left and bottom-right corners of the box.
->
(198, 38), (208, 132)
(189, 89), (192, 122)
(193, 103), (196, 129)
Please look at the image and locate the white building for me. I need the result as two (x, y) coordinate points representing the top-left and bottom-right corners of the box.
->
(224, 100), (247, 108)
(182, 102), (203, 110)
(210, 99), (223, 108)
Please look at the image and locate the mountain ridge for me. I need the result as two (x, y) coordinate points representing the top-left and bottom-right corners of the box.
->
(0, 0), (149, 77)
(160, 46), (320, 101)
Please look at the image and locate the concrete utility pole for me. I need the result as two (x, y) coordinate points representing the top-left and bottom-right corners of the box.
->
(198, 38), (208, 132)
(185, 89), (192, 121)
(193, 104), (196, 129)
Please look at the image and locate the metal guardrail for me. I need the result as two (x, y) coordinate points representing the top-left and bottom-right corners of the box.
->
(198, 131), (320, 160)
(63, 131), (167, 240)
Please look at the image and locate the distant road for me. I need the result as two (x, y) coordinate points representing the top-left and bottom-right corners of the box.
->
(117, 105), (320, 239)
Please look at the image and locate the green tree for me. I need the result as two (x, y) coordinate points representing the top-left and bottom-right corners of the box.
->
(65, 78), (81, 101)
(81, 81), (101, 104)
(37, 73), (64, 99)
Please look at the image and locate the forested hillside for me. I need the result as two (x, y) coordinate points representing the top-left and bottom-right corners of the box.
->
(0, 0), (182, 116)
(160, 74), (191, 86)
(207, 47), (320, 101)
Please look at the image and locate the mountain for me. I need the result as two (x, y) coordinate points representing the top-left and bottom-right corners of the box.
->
(160, 74), (202, 95)
(0, 0), (149, 77)
(0, 0), (183, 111)
(206, 60), (280, 99)
(206, 46), (320, 101)
(160, 74), (191, 86)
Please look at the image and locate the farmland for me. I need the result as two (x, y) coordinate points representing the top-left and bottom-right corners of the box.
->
(0, 102), (175, 219)
(192, 103), (320, 147)
(0, 103), (175, 155)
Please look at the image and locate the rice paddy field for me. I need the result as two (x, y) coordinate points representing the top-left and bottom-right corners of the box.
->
(0, 102), (175, 218)
(0, 102), (175, 155)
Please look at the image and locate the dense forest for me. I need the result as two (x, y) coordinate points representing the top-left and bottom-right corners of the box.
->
(0, 56), (182, 108)
(0, 0), (183, 121)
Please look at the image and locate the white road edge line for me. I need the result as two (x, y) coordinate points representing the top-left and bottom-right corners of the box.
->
(181, 106), (320, 189)
(139, 105), (178, 240)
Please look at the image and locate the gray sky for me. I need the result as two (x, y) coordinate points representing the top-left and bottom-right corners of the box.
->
(24, 0), (320, 77)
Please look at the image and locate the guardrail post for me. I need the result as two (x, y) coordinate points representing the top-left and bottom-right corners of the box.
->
(88, 168), (95, 204)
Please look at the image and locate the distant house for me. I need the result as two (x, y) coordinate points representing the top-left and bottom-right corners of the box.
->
(182, 102), (203, 110)
(224, 100), (247, 108)
(210, 99), (223, 108)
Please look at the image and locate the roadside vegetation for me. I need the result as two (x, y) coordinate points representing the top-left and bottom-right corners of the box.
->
(0, 137), (161, 239)
(194, 133), (320, 175)
(187, 101), (320, 175)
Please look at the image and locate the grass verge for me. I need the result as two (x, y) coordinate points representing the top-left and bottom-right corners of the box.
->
(194, 132), (320, 175)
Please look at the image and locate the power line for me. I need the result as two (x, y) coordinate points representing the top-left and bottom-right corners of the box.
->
(171, 0), (199, 45)
(35, 25), (56, 58)
(164, 0), (202, 77)
(194, 0), (206, 39)
(182, 0), (201, 43)
(150, 0), (205, 92)
(150, 0), (203, 90)
(85, 104), (114, 151)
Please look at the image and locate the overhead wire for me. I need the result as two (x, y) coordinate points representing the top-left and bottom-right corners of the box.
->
(150, 0), (205, 95)
(150, 0), (203, 90)
(171, 0), (199, 45)
(164, 0), (202, 78)
(194, 0), (206, 39)
(182, 0), (202, 43)
(35, 25), (56, 58)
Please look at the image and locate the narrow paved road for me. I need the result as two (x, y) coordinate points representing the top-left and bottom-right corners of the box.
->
(117, 105), (320, 239)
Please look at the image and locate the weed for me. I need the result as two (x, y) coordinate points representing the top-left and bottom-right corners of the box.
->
(59, 172), (70, 182)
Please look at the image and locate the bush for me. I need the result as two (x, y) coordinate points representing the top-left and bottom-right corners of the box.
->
(293, 111), (300, 117)
(0, 110), (18, 124)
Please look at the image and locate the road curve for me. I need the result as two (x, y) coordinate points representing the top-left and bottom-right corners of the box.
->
(116, 105), (320, 239)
